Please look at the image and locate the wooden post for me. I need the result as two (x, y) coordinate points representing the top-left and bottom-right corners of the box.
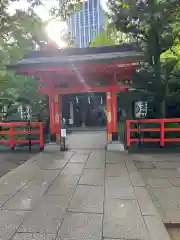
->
(49, 94), (56, 141)
(111, 91), (118, 141)
(54, 94), (61, 143)
(106, 92), (112, 143)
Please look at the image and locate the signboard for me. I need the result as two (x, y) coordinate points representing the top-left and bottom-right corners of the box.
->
(18, 105), (32, 120)
(134, 101), (148, 119)
(69, 119), (73, 125)
(61, 129), (67, 137)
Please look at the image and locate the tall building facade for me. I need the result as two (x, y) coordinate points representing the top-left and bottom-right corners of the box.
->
(67, 0), (105, 48)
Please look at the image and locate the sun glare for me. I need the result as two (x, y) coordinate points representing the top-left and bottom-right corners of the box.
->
(46, 20), (68, 48)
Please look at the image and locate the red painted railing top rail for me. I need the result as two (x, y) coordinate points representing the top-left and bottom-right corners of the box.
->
(0, 122), (42, 127)
(127, 118), (180, 123)
(0, 121), (44, 150)
(126, 118), (180, 148)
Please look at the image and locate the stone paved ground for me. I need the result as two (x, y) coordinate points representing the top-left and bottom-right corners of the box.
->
(0, 151), (35, 178)
(133, 153), (180, 225)
(0, 132), (170, 240)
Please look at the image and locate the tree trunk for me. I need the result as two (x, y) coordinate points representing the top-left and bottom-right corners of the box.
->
(160, 99), (166, 118)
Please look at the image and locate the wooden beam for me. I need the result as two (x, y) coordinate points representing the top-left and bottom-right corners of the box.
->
(39, 85), (128, 95)
(17, 61), (137, 76)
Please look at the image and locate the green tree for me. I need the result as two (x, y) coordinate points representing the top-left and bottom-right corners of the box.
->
(0, 6), (48, 119)
(108, 0), (180, 116)
(90, 22), (129, 47)
(0, 0), (82, 120)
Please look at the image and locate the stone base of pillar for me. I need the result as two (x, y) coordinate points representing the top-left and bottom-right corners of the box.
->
(50, 134), (56, 142)
(56, 135), (61, 144)
(112, 132), (119, 141)
(107, 133), (112, 143)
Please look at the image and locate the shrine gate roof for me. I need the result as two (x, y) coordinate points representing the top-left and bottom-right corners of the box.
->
(8, 43), (144, 75)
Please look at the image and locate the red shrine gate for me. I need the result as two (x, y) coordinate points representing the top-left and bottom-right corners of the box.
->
(8, 44), (143, 143)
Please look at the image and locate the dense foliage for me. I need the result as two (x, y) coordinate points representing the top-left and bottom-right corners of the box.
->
(0, 1), (50, 119)
(107, 0), (180, 116)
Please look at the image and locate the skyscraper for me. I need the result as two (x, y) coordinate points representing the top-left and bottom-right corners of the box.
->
(67, 0), (105, 48)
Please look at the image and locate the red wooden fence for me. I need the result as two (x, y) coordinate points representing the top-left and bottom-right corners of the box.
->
(126, 118), (180, 148)
(0, 122), (44, 150)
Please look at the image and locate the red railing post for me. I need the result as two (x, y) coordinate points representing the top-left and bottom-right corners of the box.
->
(10, 123), (14, 150)
(39, 123), (44, 150)
(126, 120), (131, 147)
(160, 119), (165, 147)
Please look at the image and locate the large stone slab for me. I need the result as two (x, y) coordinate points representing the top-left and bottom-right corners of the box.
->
(2, 177), (53, 210)
(22, 177), (55, 195)
(79, 169), (104, 185)
(142, 177), (172, 187)
(48, 174), (80, 187)
(153, 162), (180, 169)
(147, 187), (180, 223)
(148, 187), (180, 211)
(55, 151), (75, 160)
(2, 191), (40, 210)
(18, 208), (63, 234)
(0, 176), (32, 196)
(69, 154), (89, 163)
(46, 180), (76, 197)
(85, 159), (105, 169)
(34, 195), (70, 212)
(135, 162), (155, 169)
(144, 216), (171, 240)
(0, 194), (13, 208)
(129, 172), (145, 187)
(61, 163), (85, 175)
(68, 185), (104, 213)
(103, 199), (149, 239)
(169, 178), (180, 187)
(105, 177), (135, 199)
(165, 210), (180, 223)
(0, 210), (27, 240)
(106, 152), (126, 164)
(70, 150), (91, 155)
(106, 152), (127, 168)
(12, 233), (57, 240)
(66, 131), (106, 149)
(106, 142), (125, 152)
(105, 164), (129, 177)
(134, 187), (158, 216)
(33, 170), (60, 182)
(18, 196), (69, 234)
(58, 212), (102, 240)
(139, 169), (180, 179)
(35, 159), (68, 170)
(125, 159), (138, 173)
(88, 150), (106, 160)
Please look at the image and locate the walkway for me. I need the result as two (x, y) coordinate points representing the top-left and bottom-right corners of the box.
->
(0, 132), (170, 240)
(133, 153), (180, 224)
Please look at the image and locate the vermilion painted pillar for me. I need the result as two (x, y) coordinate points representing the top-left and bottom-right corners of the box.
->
(106, 92), (112, 142)
(54, 94), (61, 143)
(49, 94), (56, 139)
(111, 91), (118, 141)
